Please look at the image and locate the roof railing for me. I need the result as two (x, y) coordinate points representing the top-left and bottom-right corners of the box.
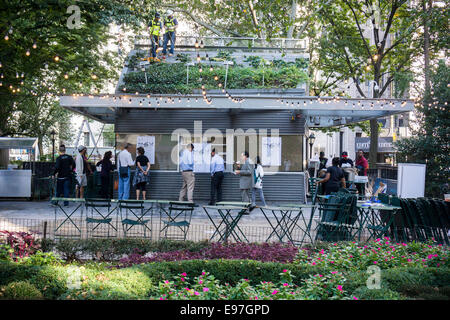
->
(134, 35), (307, 51)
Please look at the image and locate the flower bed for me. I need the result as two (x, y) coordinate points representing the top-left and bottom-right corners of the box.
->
(1, 232), (449, 300)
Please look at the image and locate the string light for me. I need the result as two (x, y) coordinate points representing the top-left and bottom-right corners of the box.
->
(32, 42), (37, 49)
(26, 50), (30, 56)
(54, 56), (60, 62)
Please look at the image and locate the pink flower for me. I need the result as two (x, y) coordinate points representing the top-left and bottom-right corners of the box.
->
(337, 285), (343, 292)
(283, 269), (288, 273)
(202, 272), (206, 275)
(194, 291), (199, 296)
(407, 259), (412, 262)
(181, 277), (185, 282)
(181, 272), (187, 276)
(283, 283), (289, 287)
(331, 271), (337, 274)
(318, 274), (323, 277)
(330, 261), (335, 264)
(164, 280), (169, 284)
(255, 296), (258, 300)
(312, 262), (316, 266)
(272, 290), (278, 295)
(353, 296), (358, 300)
(203, 287), (209, 292)
(199, 280), (203, 284)
(373, 261), (378, 264)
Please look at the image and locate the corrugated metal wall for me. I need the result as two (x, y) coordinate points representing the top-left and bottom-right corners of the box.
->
(114, 171), (305, 203)
(113, 108), (306, 202)
(115, 109), (306, 135)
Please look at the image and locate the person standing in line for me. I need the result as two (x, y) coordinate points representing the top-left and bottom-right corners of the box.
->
(235, 151), (254, 203)
(75, 145), (91, 198)
(317, 157), (346, 195)
(118, 143), (134, 200)
(133, 147), (151, 200)
(162, 10), (178, 57)
(251, 156), (267, 208)
(53, 144), (75, 206)
(179, 143), (195, 202)
(355, 149), (369, 195)
(209, 148), (225, 205)
(319, 151), (328, 171)
(96, 151), (114, 199)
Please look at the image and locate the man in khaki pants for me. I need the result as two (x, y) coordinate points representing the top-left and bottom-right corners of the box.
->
(179, 143), (195, 202)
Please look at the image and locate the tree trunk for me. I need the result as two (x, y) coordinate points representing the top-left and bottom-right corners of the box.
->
(369, 119), (379, 168)
(423, 0), (432, 95)
(287, 0), (297, 42)
(0, 149), (9, 169)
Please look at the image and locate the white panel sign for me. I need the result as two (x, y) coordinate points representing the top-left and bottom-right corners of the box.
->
(262, 137), (281, 166)
(193, 142), (211, 173)
(397, 163), (426, 198)
(136, 136), (155, 164)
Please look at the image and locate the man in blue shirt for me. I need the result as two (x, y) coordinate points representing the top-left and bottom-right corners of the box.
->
(179, 143), (195, 202)
(209, 148), (225, 205)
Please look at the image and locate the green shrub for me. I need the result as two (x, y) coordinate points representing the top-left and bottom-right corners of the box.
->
(352, 286), (403, 300)
(19, 251), (62, 266)
(0, 243), (13, 261)
(1, 281), (43, 300)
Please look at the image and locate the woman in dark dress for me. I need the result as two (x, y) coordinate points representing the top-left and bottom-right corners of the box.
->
(317, 157), (346, 195)
(96, 151), (114, 198)
(133, 147), (150, 200)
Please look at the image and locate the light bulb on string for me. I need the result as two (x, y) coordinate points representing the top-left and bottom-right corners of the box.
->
(32, 42), (37, 49)
(26, 50), (30, 56)
(64, 73), (69, 79)
(4, 34), (9, 41)
(54, 56), (60, 62)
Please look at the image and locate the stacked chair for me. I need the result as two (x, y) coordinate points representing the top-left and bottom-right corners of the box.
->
(315, 192), (358, 242)
(379, 195), (449, 245)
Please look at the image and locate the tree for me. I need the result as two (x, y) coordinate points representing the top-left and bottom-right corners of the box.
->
(395, 60), (449, 197)
(0, 0), (142, 164)
(310, 0), (426, 167)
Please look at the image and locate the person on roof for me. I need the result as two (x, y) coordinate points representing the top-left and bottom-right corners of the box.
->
(148, 12), (163, 58)
(162, 10), (178, 57)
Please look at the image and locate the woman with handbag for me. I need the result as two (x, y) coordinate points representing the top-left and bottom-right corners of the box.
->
(251, 156), (267, 208)
(133, 147), (151, 200)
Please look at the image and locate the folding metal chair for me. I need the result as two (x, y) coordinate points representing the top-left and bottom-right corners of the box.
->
(119, 200), (152, 238)
(314, 195), (357, 242)
(85, 198), (118, 238)
(160, 201), (195, 241)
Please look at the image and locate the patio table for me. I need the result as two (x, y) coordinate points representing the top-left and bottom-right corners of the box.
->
(259, 206), (304, 245)
(203, 205), (249, 243)
(356, 202), (402, 242)
(51, 197), (85, 237)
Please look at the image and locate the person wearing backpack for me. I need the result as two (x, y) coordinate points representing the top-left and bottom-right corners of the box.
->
(251, 156), (267, 208)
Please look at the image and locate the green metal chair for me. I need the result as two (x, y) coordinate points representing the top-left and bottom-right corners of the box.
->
(85, 198), (117, 238)
(314, 194), (357, 242)
(119, 200), (152, 238)
(160, 201), (195, 241)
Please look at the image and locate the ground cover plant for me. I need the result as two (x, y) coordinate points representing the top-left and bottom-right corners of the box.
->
(0, 231), (449, 300)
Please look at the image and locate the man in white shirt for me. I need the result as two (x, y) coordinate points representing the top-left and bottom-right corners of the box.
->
(118, 143), (134, 200)
(179, 143), (195, 202)
(209, 148), (225, 205)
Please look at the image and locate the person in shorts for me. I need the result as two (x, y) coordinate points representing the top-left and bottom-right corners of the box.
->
(133, 147), (150, 200)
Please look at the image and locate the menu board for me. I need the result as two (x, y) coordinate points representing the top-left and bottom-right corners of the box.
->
(262, 137), (281, 166)
(136, 136), (155, 164)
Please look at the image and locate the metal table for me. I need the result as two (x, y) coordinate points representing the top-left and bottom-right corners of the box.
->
(259, 206), (305, 245)
(203, 205), (249, 243)
(356, 202), (403, 242)
(52, 197), (85, 237)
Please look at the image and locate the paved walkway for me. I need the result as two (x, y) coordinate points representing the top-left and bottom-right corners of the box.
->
(0, 200), (313, 225)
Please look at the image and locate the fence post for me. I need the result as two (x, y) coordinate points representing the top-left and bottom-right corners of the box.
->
(43, 221), (48, 251)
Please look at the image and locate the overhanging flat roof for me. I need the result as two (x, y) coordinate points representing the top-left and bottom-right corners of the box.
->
(59, 94), (414, 127)
(0, 137), (38, 150)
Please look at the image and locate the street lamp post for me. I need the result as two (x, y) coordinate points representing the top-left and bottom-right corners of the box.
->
(50, 129), (56, 163)
(308, 133), (316, 159)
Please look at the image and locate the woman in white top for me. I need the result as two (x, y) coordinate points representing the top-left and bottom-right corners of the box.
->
(251, 156), (267, 207)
